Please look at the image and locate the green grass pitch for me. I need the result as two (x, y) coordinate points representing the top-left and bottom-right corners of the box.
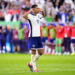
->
(0, 54), (75, 75)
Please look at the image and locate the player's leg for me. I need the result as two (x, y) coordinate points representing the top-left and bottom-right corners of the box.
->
(13, 40), (16, 52)
(17, 40), (20, 52)
(28, 49), (36, 72)
(71, 39), (75, 55)
(71, 43), (74, 55)
(32, 37), (43, 72)
(32, 49), (43, 72)
(47, 43), (51, 55)
(16, 40), (20, 53)
(52, 44), (55, 55)
(55, 39), (59, 55)
(58, 39), (62, 55)
(29, 49), (42, 72)
(42, 38), (48, 55)
(1, 39), (4, 53)
(51, 39), (55, 55)
(28, 37), (37, 72)
(67, 38), (71, 55)
(2, 39), (6, 53)
(63, 38), (67, 55)
(44, 43), (48, 54)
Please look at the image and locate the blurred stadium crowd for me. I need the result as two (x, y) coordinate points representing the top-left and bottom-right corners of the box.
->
(0, 0), (75, 23)
(0, 0), (75, 55)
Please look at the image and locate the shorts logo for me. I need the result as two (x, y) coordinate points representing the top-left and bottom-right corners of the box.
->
(32, 44), (35, 48)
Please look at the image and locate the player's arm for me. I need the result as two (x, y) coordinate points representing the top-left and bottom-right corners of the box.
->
(40, 26), (43, 38)
(23, 9), (33, 19)
(40, 9), (45, 17)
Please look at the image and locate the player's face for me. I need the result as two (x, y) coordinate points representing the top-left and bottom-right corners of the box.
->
(3, 26), (6, 29)
(43, 24), (45, 27)
(66, 23), (69, 27)
(72, 24), (75, 27)
(57, 24), (60, 28)
(13, 26), (16, 29)
(34, 7), (40, 13)
(24, 25), (27, 29)
(50, 25), (52, 28)
(7, 26), (11, 30)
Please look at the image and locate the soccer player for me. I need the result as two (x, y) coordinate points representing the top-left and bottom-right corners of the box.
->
(12, 26), (19, 53)
(55, 23), (63, 55)
(0, 26), (3, 53)
(18, 25), (24, 52)
(2, 25), (7, 53)
(63, 23), (71, 55)
(23, 4), (44, 72)
(23, 25), (29, 53)
(40, 23), (48, 55)
(7, 25), (13, 53)
(48, 24), (56, 55)
(70, 23), (75, 55)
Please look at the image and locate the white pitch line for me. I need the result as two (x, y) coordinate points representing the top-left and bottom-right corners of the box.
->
(0, 69), (75, 74)
(38, 64), (75, 67)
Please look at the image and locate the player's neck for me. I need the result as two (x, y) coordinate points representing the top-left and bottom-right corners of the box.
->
(33, 11), (37, 15)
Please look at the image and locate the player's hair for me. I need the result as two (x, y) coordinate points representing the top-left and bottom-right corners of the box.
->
(31, 4), (38, 8)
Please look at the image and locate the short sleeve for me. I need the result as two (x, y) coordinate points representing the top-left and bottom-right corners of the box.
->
(40, 18), (46, 23)
(28, 14), (33, 20)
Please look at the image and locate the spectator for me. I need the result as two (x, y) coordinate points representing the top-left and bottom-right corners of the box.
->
(12, 25), (19, 53)
(70, 23), (75, 55)
(55, 24), (63, 55)
(54, 1), (59, 13)
(18, 25), (24, 52)
(45, 13), (54, 23)
(19, 10), (28, 23)
(40, 23), (48, 54)
(63, 23), (71, 55)
(2, 25), (7, 52)
(44, 2), (56, 17)
(71, 9), (75, 22)
(30, 0), (45, 9)
(65, 0), (75, 9)
(57, 10), (68, 23)
(0, 10), (4, 21)
(23, 25), (29, 53)
(48, 24), (56, 55)
(3, 9), (11, 22)
(7, 25), (13, 53)
(24, 0), (31, 11)
(0, 26), (3, 53)
(11, 10), (19, 22)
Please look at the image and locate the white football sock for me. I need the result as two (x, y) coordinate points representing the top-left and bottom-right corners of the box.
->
(71, 43), (74, 53)
(30, 54), (37, 70)
(34, 50), (40, 61)
(52, 49), (55, 54)
(30, 50), (40, 70)
(33, 50), (40, 70)
(44, 45), (48, 53)
(48, 47), (51, 54)
(30, 54), (35, 65)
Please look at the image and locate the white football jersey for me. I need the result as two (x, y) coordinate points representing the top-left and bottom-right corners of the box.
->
(28, 13), (45, 37)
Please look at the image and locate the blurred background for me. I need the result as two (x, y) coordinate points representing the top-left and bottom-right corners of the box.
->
(0, 0), (75, 55)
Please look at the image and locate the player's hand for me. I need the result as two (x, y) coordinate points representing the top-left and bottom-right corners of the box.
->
(39, 8), (43, 12)
(29, 9), (34, 12)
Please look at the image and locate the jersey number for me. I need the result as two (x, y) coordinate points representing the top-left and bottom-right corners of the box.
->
(37, 20), (39, 23)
